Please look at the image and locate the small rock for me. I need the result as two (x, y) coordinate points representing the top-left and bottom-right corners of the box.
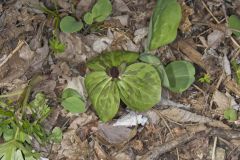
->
(92, 37), (113, 53)
(112, 15), (129, 26)
(133, 27), (148, 44)
(207, 30), (224, 49)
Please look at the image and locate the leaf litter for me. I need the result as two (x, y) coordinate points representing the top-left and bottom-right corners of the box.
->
(1, 0), (240, 159)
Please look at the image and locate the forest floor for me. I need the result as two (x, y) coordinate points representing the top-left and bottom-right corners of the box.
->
(1, 0), (240, 160)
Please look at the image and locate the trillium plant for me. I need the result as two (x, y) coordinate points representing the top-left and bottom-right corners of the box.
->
(85, 51), (161, 122)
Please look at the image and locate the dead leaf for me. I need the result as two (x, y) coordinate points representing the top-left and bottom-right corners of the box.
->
(113, 0), (130, 13)
(69, 113), (97, 130)
(133, 27), (148, 44)
(58, 33), (94, 63)
(92, 36), (113, 53)
(66, 76), (87, 100)
(159, 107), (230, 129)
(207, 30), (224, 49)
(97, 124), (136, 145)
(212, 90), (230, 113)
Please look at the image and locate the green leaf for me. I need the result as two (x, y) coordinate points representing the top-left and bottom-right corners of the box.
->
(60, 16), (83, 33)
(49, 127), (62, 143)
(87, 51), (139, 71)
(0, 140), (16, 160)
(139, 53), (169, 88)
(165, 61), (195, 93)
(139, 53), (161, 65)
(224, 108), (238, 121)
(231, 60), (240, 85)
(85, 72), (120, 122)
(156, 65), (170, 88)
(117, 63), (161, 111)
(147, 0), (182, 50)
(228, 15), (240, 37)
(84, 12), (94, 25)
(49, 38), (65, 53)
(83, 0), (112, 25)
(62, 88), (82, 100)
(61, 97), (86, 113)
(61, 88), (86, 113)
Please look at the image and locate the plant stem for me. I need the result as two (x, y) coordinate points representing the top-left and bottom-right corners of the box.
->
(0, 90), (23, 98)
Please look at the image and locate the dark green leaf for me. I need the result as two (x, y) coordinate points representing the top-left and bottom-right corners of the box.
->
(117, 63), (161, 111)
(60, 16), (83, 33)
(87, 51), (139, 71)
(147, 0), (182, 50)
(165, 61), (195, 93)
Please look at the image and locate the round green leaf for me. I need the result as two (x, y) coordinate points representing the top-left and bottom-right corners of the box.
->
(117, 63), (161, 111)
(165, 61), (195, 93)
(61, 96), (86, 113)
(228, 15), (240, 37)
(85, 72), (120, 122)
(60, 16), (83, 33)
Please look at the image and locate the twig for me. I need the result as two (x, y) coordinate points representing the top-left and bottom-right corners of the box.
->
(140, 130), (209, 160)
(157, 111), (180, 160)
(212, 136), (218, 160)
(200, 0), (220, 24)
(0, 40), (25, 68)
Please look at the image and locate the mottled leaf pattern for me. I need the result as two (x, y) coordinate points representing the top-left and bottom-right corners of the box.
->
(87, 51), (139, 71)
(85, 72), (120, 122)
(118, 63), (161, 111)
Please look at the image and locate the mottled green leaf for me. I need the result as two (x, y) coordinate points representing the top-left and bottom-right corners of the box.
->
(165, 61), (195, 93)
(139, 53), (161, 65)
(156, 65), (170, 88)
(139, 54), (169, 87)
(147, 0), (182, 50)
(83, 0), (112, 25)
(60, 16), (83, 33)
(117, 63), (161, 111)
(228, 15), (240, 37)
(85, 72), (120, 122)
(224, 108), (238, 121)
(87, 51), (139, 71)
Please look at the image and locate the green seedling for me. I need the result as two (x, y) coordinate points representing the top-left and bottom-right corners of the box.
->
(0, 75), (62, 160)
(198, 73), (211, 84)
(84, 0), (112, 25)
(147, 0), (182, 50)
(85, 51), (161, 122)
(60, 16), (84, 33)
(61, 88), (86, 113)
(228, 15), (240, 37)
(231, 59), (240, 85)
(224, 108), (238, 121)
(49, 38), (66, 53)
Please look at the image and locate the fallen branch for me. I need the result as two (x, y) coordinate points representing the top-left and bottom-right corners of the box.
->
(140, 130), (209, 160)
